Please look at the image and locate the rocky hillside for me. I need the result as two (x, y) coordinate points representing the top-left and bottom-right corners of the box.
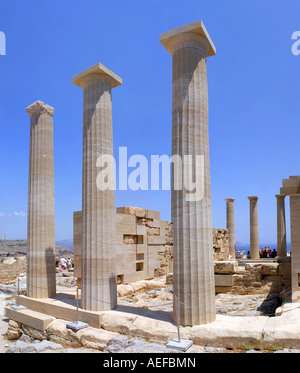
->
(0, 240), (73, 259)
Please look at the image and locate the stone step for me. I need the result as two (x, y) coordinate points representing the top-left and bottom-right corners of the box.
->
(4, 306), (55, 331)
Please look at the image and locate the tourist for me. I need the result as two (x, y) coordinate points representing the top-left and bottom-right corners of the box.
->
(236, 250), (241, 259)
(60, 256), (67, 270)
(67, 258), (72, 269)
(263, 248), (268, 258)
(247, 251), (250, 259)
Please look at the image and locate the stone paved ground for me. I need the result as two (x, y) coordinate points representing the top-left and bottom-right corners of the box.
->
(0, 279), (298, 354)
(118, 287), (281, 317)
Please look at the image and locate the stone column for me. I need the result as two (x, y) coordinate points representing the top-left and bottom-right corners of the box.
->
(26, 101), (56, 298)
(248, 196), (260, 259)
(72, 63), (122, 311)
(225, 198), (236, 259)
(160, 21), (216, 325)
(275, 195), (287, 258)
(290, 195), (300, 302)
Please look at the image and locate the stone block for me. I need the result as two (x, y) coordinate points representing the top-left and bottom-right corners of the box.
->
(146, 210), (160, 220)
(147, 236), (166, 245)
(147, 227), (161, 236)
(136, 225), (147, 236)
(5, 307), (55, 331)
(116, 213), (136, 234)
(261, 263), (279, 276)
(214, 274), (233, 287)
(116, 206), (146, 218)
(279, 263), (291, 279)
(214, 261), (238, 274)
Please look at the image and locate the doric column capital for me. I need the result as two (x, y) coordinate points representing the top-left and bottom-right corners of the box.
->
(160, 20), (216, 57)
(275, 194), (286, 199)
(72, 62), (122, 90)
(26, 100), (54, 117)
(225, 198), (235, 203)
(248, 196), (259, 201)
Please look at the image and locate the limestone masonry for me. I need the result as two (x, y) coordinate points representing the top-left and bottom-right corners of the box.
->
(73, 63), (122, 312)
(4, 19), (300, 353)
(73, 206), (230, 288)
(26, 101), (56, 299)
(160, 19), (216, 326)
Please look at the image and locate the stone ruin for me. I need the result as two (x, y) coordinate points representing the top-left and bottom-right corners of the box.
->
(3, 20), (299, 352)
(73, 206), (230, 287)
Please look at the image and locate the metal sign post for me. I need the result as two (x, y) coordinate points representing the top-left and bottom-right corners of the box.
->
(166, 294), (193, 352)
(66, 285), (89, 331)
(10, 278), (27, 310)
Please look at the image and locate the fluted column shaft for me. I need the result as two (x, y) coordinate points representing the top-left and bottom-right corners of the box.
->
(276, 195), (287, 258)
(80, 74), (118, 311)
(225, 198), (236, 259)
(290, 195), (300, 302)
(26, 101), (56, 298)
(248, 196), (259, 259)
(168, 35), (216, 326)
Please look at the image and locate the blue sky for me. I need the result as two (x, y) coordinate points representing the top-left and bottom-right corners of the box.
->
(0, 0), (300, 244)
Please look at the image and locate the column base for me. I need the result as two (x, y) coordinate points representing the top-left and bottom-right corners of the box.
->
(166, 338), (193, 352)
(66, 321), (89, 331)
(276, 256), (291, 264)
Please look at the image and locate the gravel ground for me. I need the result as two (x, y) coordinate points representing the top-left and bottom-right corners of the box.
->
(0, 294), (15, 353)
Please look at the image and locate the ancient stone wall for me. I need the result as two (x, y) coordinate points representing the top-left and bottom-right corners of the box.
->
(230, 262), (291, 296)
(74, 207), (173, 286)
(213, 228), (230, 261)
(0, 257), (26, 284)
(167, 261), (291, 298)
(74, 208), (231, 285)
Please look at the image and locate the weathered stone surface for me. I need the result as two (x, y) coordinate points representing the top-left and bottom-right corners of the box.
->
(166, 273), (173, 285)
(189, 315), (268, 349)
(225, 199), (236, 259)
(248, 197), (260, 259)
(6, 320), (22, 340)
(117, 284), (134, 297)
(101, 311), (138, 335)
(261, 263), (279, 276)
(129, 316), (179, 341)
(47, 320), (81, 348)
(46, 319), (120, 351)
(161, 20), (216, 326)
(73, 63), (121, 311)
(213, 229), (230, 261)
(26, 101), (56, 298)
(262, 307), (300, 350)
(276, 195), (287, 258)
(214, 261), (238, 274)
(6, 339), (63, 353)
(104, 335), (129, 353)
(21, 325), (47, 341)
(77, 327), (119, 351)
